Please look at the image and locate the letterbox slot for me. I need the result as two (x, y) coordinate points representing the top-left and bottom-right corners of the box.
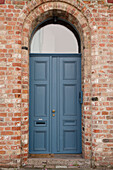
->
(35, 121), (47, 127)
(36, 121), (45, 124)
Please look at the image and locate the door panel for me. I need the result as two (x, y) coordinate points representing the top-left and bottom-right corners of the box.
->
(29, 57), (50, 153)
(29, 54), (81, 154)
(63, 130), (77, 150)
(34, 130), (47, 151)
(63, 84), (77, 116)
(59, 57), (81, 153)
(34, 61), (47, 81)
(63, 61), (77, 80)
(34, 84), (47, 117)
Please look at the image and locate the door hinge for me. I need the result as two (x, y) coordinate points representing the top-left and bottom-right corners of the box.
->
(79, 91), (83, 104)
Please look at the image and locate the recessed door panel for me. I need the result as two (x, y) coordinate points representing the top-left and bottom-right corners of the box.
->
(34, 85), (47, 117)
(63, 85), (77, 116)
(63, 130), (77, 150)
(34, 61), (47, 80)
(63, 61), (77, 80)
(34, 131), (47, 151)
(29, 54), (81, 154)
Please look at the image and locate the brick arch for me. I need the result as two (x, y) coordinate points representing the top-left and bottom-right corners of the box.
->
(20, 1), (92, 165)
(19, 0), (91, 23)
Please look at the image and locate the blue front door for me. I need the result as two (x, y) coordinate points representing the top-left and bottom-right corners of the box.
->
(29, 54), (81, 154)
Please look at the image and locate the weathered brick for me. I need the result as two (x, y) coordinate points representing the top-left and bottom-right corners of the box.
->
(0, 0), (113, 168)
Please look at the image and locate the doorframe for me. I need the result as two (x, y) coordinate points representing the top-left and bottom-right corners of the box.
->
(29, 17), (82, 154)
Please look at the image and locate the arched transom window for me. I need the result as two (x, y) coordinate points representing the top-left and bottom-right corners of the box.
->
(30, 24), (79, 53)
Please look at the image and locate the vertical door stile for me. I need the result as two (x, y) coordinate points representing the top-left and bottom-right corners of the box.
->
(80, 57), (82, 153)
(57, 56), (60, 152)
(49, 55), (52, 153)
(59, 56), (63, 152)
(51, 56), (57, 153)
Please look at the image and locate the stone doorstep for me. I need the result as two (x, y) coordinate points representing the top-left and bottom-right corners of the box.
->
(24, 157), (90, 169)
(0, 169), (93, 170)
(21, 169), (92, 170)
(0, 169), (111, 170)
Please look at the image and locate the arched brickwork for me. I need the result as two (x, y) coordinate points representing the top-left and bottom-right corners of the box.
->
(20, 0), (92, 165)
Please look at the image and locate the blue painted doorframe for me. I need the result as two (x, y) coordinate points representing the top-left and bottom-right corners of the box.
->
(29, 54), (82, 154)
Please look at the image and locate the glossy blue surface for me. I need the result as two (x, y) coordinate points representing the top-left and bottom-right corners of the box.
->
(29, 54), (82, 154)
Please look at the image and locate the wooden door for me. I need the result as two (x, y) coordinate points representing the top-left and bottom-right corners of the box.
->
(29, 54), (82, 154)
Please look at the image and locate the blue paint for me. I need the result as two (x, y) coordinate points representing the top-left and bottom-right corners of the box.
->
(79, 91), (83, 104)
(29, 54), (82, 154)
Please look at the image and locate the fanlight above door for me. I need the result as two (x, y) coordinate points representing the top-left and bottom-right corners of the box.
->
(30, 24), (79, 53)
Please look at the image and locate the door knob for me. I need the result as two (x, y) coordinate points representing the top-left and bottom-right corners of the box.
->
(52, 109), (55, 113)
(52, 114), (55, 117)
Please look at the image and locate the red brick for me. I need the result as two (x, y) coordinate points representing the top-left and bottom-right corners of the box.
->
(0, 0), (5, 4)
(12, 118), (21, 121)
(106, 107), (113, 110)
(11, 136), (21, 140)
(102, 111), (108, 115)
(14, 113), (21, 116)
(108, 0), (113, 3)
(93, 129), (102, 133)
(0, 113), (7, 117)
(107, 97), (113, 101)
(12, 63), (21, 67)
(0, 104), (6, 107)
(8, 5), (14, 9)
(12, 127), (21, 130)
(8, 104), (14, 107)
(6, 26), (12, 30)
(0, 17), (5, 21)
(0, 151), (6, 154)
(12, 89), (21, 93)
(1, 131), (13, 135)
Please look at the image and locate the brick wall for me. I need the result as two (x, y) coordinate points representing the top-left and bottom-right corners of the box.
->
(0, 0), (113, 168)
